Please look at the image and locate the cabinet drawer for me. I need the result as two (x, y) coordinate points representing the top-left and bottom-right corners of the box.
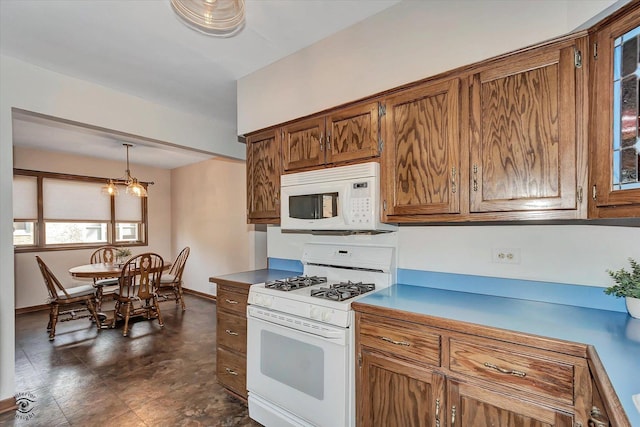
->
(217, 287), (247, 315)
(358, 314), (441, 366)
(217, 346), (246, 398)
(217, 311), (247, 354)
(449, 338), (574, 404)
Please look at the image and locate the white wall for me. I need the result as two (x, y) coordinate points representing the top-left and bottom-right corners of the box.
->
(13, 147), (172, 309)
(0, 54), (242, 403)
(170, 158), (267, 296)
(237, 0), (617, 134)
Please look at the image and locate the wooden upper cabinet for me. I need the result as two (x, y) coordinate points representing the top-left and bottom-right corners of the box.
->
(590, 4), (640, 218)
(326, 101), (380, 164)
(282, 117), (325, 171)
(383, 78), (462, 217)
(282, 102), (381, 172)
(246, 129), (281, 223)
(469, 38), (584, 214)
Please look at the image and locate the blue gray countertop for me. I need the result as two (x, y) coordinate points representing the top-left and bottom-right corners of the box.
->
(209, 268), (300, 290)
(357, 284), (640, 426)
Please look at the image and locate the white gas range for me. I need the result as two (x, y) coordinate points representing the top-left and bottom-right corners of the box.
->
(246, 243), (395, 427)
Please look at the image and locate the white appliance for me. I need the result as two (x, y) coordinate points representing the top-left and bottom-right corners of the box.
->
(280, 162), (397, 233)
(246, 243), (395, 427)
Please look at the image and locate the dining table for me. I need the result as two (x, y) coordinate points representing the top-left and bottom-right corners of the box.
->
(68, 261), (172, 279)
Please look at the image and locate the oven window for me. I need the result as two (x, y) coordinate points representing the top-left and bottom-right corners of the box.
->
(260, 330), (324, 399)
(289, 193), (338, 220)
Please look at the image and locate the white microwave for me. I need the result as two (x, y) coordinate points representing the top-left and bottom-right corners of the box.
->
(280, 162), (397, 233)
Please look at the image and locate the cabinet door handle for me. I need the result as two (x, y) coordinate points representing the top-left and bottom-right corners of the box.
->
(451, 405), (456, 426)
(225, 329), (239, 336)
(451, 167), (457, 194)
(472, 164), (478, 191)
(225, 367), (238, 376)
(224, 299), (238, 305)
(483, 362), (526, 378)
(320, 132), (324, 151)
(435, 398), (440, 427)
(380, 336), (411, 346)
(589, 406), (607, 427)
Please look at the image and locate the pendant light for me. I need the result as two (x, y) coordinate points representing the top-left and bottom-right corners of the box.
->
(170, 0), (245, 37)
(101, 143), (148, 198)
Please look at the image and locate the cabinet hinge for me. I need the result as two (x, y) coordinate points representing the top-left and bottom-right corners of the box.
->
(592, 184), (597, 201)
(574, 48), (582, 68)
(593, 42), (598, 60)
(358, 354), (362, 368)
(378, 104), (386, 117)
(378, 137), (384, 153)
(577, 186), (583, 204)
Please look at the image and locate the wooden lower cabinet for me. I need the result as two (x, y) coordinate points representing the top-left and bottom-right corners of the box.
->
(215, 283), (250, 399)
(354, 307), (625, 427)
(449, 380), (574, 427)
(358, 349), (445, 427)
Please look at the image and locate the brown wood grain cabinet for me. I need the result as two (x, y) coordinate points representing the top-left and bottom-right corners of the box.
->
(589, 3), (640, 218)
(244, 3), (640, 223)
(281, 101), (381, 172)
(353, 305), (615, 427)
(215, 283), (250, 399)
(469, 36), (586, 218)
(381, 77), (463, 218)
(246, 128), (281, 223)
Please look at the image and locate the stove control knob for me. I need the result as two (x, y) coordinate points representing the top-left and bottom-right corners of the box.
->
(310, 306), (320, 320)
(321, 310), (332, 322)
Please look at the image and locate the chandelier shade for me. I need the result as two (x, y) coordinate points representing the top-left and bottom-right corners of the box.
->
(170, 0), (245, 37)
(102, 143), (148, 198)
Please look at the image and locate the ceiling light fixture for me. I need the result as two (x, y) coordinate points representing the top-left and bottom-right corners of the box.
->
(170, 0), (245, 37)
(101, 143), (149, 198)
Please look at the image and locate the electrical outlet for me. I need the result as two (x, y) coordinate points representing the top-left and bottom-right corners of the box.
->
(492, 248), (521, 264)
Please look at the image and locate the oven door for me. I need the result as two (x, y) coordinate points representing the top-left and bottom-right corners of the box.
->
(247, 306), (350, 427)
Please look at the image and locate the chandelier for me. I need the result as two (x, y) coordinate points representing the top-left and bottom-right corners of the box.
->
(170, 0), (245, 37)
(102, 143), (148, 198)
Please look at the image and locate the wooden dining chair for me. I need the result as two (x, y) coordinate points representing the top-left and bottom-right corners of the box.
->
(36, 256), (101, 341)
(112, 253), (164, 337)
(156, 246), (190, 311)
(90, 246), (120, 311)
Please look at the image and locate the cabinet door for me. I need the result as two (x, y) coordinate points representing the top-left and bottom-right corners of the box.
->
(383, 78), (461, 216)
(326, 101), (380, 164)
(246, 129), (281, 222)
(590, 5), (640, 217)
(470, 39), (581, 213)
(358, 349), (445, 427)
(448, 380), (574, 427)
(282, 117), (325, 171)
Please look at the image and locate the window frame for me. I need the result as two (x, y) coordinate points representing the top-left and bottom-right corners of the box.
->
(13, 168), (149, 252)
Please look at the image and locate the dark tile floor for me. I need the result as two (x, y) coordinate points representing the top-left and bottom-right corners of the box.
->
(0, 295), (261, 427)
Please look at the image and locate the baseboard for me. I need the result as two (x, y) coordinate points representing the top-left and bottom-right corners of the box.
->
(0, 396), (16, 415)
(16, 304), (49, 315)
(183, 288), (216, 302)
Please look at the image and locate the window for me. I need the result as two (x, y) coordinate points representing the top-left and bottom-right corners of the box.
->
(13, 169), (148, 250)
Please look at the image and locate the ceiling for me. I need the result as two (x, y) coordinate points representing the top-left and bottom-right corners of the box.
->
(0, 0), (401, 168)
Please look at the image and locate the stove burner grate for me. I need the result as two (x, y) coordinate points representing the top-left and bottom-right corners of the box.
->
(265, 275), (327, 291)
(310, 281), (376, 301)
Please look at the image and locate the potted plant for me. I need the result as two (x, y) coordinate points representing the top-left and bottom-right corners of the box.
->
(604, 257), (640, 319)
(116, 248), (132, 265)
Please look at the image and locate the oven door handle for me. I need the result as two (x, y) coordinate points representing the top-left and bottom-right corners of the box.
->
(248, 307), (347, 344)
